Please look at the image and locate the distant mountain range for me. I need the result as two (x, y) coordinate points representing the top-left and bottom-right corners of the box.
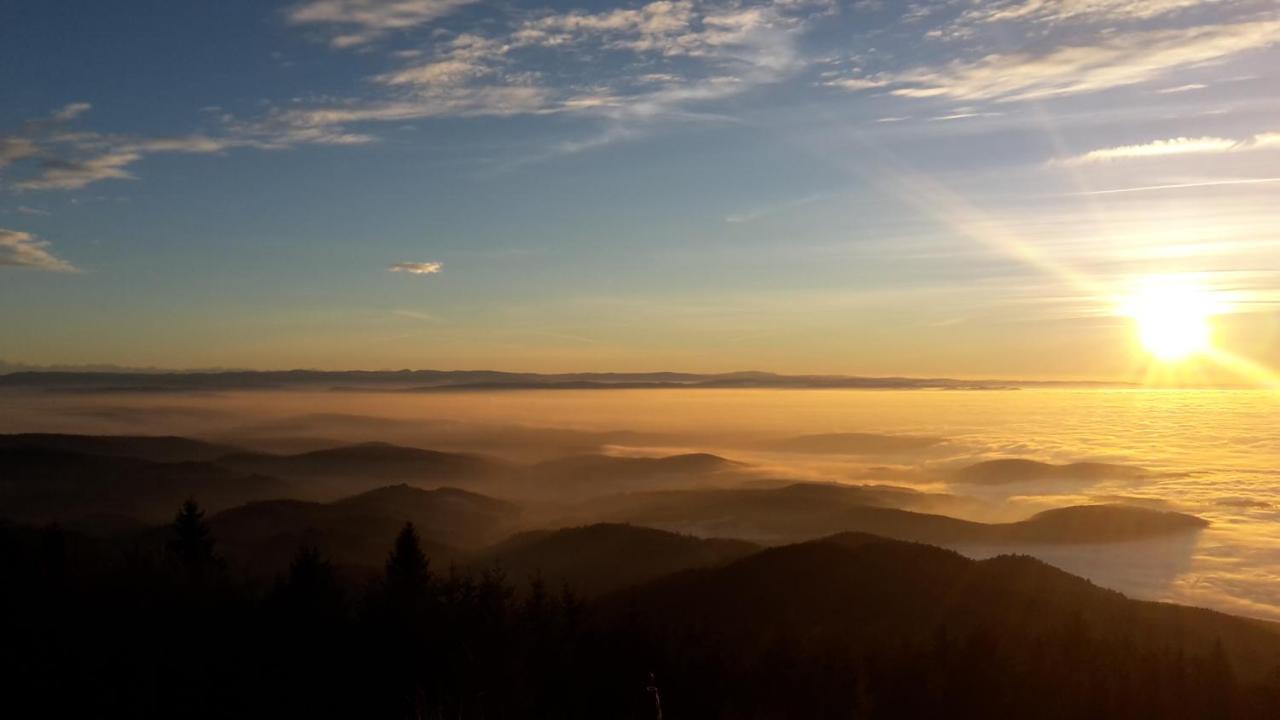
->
(0, 367), (1128, 392)
(586, 482), (1206, 545)
(0, 433), (1210, 585)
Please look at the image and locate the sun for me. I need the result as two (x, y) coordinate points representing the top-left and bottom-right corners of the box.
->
(1120, 277), (1218, 362)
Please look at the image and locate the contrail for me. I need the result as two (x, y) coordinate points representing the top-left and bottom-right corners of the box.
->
(1074, 177), (1280, 196)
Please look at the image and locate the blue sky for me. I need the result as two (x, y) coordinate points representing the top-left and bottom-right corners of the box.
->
(3, 0), (1279, 379)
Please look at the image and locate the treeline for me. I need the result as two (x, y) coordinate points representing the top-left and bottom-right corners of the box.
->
(2, 501), (1279, 719)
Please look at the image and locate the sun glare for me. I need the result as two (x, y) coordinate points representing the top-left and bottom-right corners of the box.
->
(1120, 277), (1219, 362)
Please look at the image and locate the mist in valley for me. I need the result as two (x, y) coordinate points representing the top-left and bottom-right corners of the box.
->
(4, 386), (1277, 620)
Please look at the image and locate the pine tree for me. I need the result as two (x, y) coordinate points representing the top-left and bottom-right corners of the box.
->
(384, 521), (431, 604)
(278, 546), (344, 620)
(168, 499), (218, 581)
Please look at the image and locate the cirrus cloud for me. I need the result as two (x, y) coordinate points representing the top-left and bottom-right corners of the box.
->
(286, 0), (480, 48)
(1054, 131), (1280, 165)
(832, 19), (1280, 103)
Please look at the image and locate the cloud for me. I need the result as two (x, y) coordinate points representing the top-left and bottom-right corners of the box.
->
(389, 260), (442, 274)
(882, 20), (1280, 102)
(266, 1), (816, 156)
(511, 0), (698, 53)
(823, 76), (891, 91)
(2, 103), (272, 191)
(1055, 132), (1280, 165)
(0, 137), (39, 167)
(285, 0), (479, 47)
(51, 102), (92, 121)
(1072, 177), (1280, 195)
(1156, 83), (1208, 94)
(15, 151), (142, 191)
(0, 228), (78, 272)
(954, 0), (1231, 27)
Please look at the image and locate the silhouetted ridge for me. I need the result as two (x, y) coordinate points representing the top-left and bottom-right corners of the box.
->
(0, 445), (285, 524)
(0, 368), (1107, 392)
(953, 458), (1150, 484)
(599, 483), (1207, 544)
(215, 442), (505, 488)
(607, 534), (1280, 682)
(208, 484), (518, 577)
(0, 432), (240, 463)
(480, 523), (758, 595)
(518, 452), (743, 497)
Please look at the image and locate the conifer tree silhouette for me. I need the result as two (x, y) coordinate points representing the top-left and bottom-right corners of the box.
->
(168, 499), (219, 582)
(385, 521), (431, 601)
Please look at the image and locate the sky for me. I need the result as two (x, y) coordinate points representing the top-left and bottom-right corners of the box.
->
(2, 0), (1279, 380)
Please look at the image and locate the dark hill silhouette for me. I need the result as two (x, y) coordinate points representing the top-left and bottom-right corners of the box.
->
(215, 442), (507, 498)
(606, 534), (1280, 683)
(208, 484), (518, 577)
(479, 523), (759, 595)
(1005, 503), (1207, 542)
(595, 483), (1206, 545)
(953, 458), (1150, 485)
(519, 452), (743, 497)
(0, 433), (240, 463)
(0, 446), (286, 524)
(332, 484), (519, 545)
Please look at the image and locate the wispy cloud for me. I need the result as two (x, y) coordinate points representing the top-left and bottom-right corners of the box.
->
(0, 137), (39, 167)
(389, 260), (443, 274)
(286, 0), (480, 48)
(0, 228), (78, 272)
(1156, 83), (1209, 94)
(952, 0), (1233, 28)
(1054, 131), (1280, 165)
(859, 20), (1280, 102)
(2, 104), (269, 191)
(263, 0), (818, 157)
(1071, 177), (1280, 195)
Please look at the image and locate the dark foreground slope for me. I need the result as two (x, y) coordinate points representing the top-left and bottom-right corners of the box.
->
(600, 535), (1280, 718)
(2, 512), (1279, 720)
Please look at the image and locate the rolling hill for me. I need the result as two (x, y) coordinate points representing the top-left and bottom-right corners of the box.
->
(592, 482), (1206, 545)
(208, 484), (519, 577)
(952, 458), (1151, 485)
(517, 452), (743, 498)
(0, 433), (240, 463)
(606, 534), (1280, 683)
(0, 445), (286, 525)
(478, 523), (759, 595)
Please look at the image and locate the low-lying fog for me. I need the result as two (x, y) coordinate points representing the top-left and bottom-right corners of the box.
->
(4, 387), (1279, 620)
